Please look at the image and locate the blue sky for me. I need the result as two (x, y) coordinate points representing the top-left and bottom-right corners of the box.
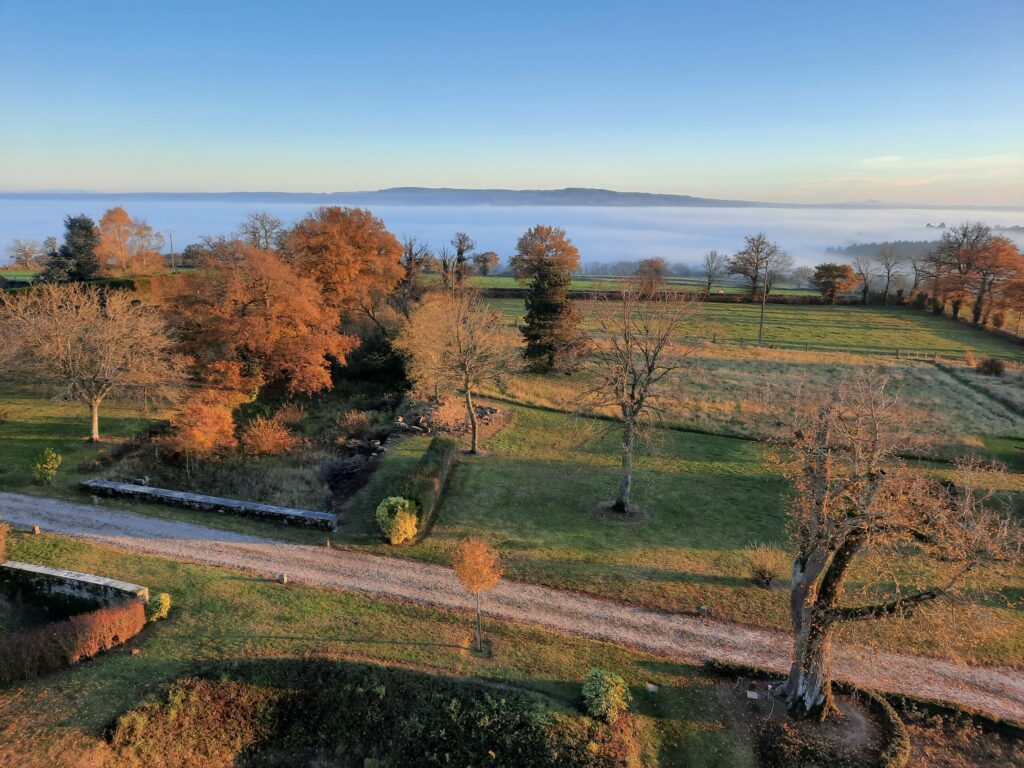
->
(1, 0), (1022, 204)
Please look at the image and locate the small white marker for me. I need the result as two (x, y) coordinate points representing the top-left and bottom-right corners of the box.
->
(746, 690), (760, 700)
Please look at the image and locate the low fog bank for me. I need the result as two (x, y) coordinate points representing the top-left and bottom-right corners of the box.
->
(2, 200), (1022, 267)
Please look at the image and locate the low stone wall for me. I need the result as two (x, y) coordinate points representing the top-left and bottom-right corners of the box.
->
(81, 479), (337, 530)
(1, 560), (149, 613)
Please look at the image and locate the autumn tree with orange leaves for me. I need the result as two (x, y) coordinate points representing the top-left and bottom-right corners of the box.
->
(283, 206), (404, 335)
(157, 238), (353, 396)
(453, 537), (503, 652)
(95, 207), (166, 276)
(509, 225), (580, 279)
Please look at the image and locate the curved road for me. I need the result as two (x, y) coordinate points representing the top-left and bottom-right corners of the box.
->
(2, 491), (1022, 721)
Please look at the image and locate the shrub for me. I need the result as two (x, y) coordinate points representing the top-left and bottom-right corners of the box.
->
(336, 409), (375, 440)
(976, 357), (1006, 376)
(0, 407), (10, 424)
(274, 402), (305, 426)
(581, 669), (631, 723)
(0, 599), (146, 685)
(165, 395), (237, 458)
(964, 348), (976, 367)
(239, 414), (299, 456)
(147, 592), (172, 623)
(0, 521), (8, 561)
(375, 496), (420, 545)
(744, 542), (788, 588)
(110, 660), (640, 768)
(32, 447), (62, 484)
(991, 310), (1007, 329)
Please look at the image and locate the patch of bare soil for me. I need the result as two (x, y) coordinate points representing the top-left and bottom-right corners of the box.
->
(591, 500), (651, 523)
(715, 678), (882, 764)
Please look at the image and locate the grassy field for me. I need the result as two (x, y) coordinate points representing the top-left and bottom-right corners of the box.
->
(2, 302), (1023, 669)
(0, 531), (749, 768)
(493, 299), (1024, 359)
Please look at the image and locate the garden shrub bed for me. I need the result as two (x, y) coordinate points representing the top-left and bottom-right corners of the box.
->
(0, 598), (146, 685)
(109, 658), (641, 768)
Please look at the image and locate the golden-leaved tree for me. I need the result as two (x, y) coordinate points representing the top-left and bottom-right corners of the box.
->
(394, 289), (520, 453)
(95, 206), (166, 276)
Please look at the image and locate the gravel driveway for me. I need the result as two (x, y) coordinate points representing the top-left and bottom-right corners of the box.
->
(2, 490), (1022, 721)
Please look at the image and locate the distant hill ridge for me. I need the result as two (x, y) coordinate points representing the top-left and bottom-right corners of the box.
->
(0, 187), (1018, 210)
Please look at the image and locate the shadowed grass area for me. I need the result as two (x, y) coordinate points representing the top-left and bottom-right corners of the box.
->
(0, 531), (750, 768)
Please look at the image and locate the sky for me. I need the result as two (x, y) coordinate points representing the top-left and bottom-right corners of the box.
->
(1, 0), (1022, 205)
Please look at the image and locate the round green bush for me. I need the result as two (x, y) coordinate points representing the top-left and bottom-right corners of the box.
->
(374, 496), (420, 545)
(32, 447), (62, 485)
(146, 592), (172, 623)
(581, 668), (631, 723)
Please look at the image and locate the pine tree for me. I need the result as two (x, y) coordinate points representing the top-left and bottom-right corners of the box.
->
(42, 215), (100, 282)
(521, 258), (584, 372)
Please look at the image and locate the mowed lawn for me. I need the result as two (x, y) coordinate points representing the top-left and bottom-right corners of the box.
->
(0, 531), (748, 768)
(341, 404), (1024, 666)
(492, 299), (1024, 359)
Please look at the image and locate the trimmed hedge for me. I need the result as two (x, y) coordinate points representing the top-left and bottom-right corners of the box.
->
(0, 599), (146, 685)
(389, 435), (458, 537)
(110, 659), (639, 768)
(0, 522), (8, 561)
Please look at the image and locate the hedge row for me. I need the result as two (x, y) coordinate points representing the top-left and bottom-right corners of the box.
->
(0, 521), (8, 561)
(390, 435), (458, 536)
(111, 659), (639, 767)
(0, 599), (146, 685)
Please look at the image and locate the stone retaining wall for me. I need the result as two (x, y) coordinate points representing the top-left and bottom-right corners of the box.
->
(81, 479), (337, 529)
(1, 560), (149, 612)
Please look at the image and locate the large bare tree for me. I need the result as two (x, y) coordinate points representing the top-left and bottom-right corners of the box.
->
(0, 284), (184, 441)
(850, 254), (875, 304)
(873, 246), (904, 304)
(702, 250), (728, 294)
(6, 239), (42, 271)
(584, 282), (703, 512)
(238, 210), (284, 250)
(394, 288), (521, 453)
(765, 374), (1021, 720)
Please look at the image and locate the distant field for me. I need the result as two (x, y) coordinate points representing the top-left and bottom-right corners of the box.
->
(464, 273), (817, 295)
(491, 298), (1024, 359)
(0, 268), (40, 281)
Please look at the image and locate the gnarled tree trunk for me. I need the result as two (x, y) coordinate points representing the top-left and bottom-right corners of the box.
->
(464, 381), (478, 453)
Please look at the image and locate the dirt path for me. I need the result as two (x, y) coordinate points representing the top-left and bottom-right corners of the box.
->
(2, 491), (1022, 721)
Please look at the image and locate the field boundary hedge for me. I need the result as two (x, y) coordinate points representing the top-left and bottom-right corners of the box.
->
(386, 435), (458, 542)
(0, 598), (146, 685)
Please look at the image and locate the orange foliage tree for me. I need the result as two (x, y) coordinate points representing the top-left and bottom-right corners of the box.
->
(509, 225), (580, 280)
(163, 391), (239, 469)
(156, 239), (354, 396)
(95, 206), (166, 276)
(453, 537), (503, 651)
(283, 206), (404, 333)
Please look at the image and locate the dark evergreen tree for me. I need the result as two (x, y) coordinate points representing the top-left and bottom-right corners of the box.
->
(451, 232), (475, 286)
(521, 258), (584, 372)
(41, 214), (100, 282)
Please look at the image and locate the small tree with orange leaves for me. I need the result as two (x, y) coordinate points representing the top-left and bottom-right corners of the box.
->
(453, 537), (503, 652)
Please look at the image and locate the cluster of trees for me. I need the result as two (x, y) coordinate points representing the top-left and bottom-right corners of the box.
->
(807, 223), (1024, 324)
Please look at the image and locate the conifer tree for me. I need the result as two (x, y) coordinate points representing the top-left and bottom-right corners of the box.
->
(521, 257), (584, 372)
(41, 215), (100, 282)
